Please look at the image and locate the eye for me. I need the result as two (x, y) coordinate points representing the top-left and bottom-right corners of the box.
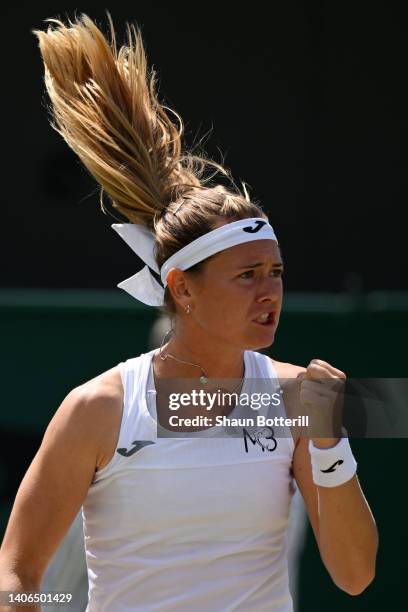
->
(239, 270), (254, 279)
(270, 268), (284, 278)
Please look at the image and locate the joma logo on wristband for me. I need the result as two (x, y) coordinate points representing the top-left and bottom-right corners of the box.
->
(321, 459), (344, 473)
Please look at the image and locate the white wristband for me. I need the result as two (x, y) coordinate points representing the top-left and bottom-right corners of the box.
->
(308, 429), (357, 488)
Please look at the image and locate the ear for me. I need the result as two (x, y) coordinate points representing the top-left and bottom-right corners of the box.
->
(166, 268), (192, 309)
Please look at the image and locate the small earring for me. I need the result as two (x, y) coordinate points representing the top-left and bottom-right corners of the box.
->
(185, 304), (191, 314)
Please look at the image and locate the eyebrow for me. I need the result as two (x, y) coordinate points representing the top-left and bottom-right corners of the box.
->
(237, 262), (284, 270)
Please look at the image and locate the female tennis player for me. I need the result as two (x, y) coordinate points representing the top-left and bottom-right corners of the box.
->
(0, 13), (378, 611)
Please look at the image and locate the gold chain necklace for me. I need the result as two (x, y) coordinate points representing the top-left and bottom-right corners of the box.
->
(158, 329), (245, 394)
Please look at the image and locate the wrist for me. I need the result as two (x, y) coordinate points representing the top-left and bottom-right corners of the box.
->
(311, 437), (341, 449)
(308, 428), (357, 488)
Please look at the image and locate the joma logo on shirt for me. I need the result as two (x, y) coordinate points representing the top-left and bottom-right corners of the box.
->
(117, 440), (155, 456)
(243, 427), (277, 453)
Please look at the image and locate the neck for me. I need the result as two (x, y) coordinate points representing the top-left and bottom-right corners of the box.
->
(155, 322), (245, 381)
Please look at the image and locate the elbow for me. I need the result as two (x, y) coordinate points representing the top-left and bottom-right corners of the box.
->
(328, 532), (379, 596)
(0, 557), (42, 592)
(335, 568), (376, 596)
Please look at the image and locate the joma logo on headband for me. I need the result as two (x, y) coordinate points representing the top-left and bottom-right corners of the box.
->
(242, 220), (267, 233)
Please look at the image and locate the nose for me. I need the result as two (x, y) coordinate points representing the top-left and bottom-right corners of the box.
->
(255, 276), (282, 304)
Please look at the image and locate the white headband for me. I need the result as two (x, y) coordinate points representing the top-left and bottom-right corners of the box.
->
(111, 217), (277, 306)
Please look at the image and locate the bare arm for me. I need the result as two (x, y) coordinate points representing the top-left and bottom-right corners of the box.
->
(0, 383), (118, 611)
(274, 358), (378, 595)
(293, 437), (378, 595)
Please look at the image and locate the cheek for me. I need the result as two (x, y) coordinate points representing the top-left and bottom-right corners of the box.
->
(196, 283), (250, 326)
(277, 283), (283, 304)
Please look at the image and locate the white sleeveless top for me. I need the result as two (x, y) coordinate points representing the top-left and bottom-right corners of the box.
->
(82, 349), (296, 611)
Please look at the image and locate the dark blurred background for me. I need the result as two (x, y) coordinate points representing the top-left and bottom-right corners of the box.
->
(0, 2), (406, 292)
(1, 3), (407, 611)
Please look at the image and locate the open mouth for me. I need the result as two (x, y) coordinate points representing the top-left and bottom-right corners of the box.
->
(252, 312), (276, 326)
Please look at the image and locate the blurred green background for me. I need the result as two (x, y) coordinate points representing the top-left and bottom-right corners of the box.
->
(0, 288), (406, 610)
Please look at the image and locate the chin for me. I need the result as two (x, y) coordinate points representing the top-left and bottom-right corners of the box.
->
(244, 332), (276, 351)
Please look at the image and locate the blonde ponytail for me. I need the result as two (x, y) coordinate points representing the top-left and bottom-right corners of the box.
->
(33, 12), (266, 316)
(32, 12), (228, 227)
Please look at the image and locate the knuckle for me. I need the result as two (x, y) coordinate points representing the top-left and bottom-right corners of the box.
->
(311, 358), (323, 366)
(307, 363), (320, 377)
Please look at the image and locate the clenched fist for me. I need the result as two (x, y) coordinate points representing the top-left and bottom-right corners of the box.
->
(298, 359), (346, 449)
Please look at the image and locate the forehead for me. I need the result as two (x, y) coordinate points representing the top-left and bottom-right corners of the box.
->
(209, 239), (281, 267)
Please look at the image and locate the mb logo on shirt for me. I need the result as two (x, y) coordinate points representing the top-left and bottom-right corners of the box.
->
(243, 427), (277, 453)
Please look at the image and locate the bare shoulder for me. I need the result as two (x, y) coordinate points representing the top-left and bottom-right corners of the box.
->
(269, 357), (306, 397)
(0, 365), (125, 583)
(72, 365), (124, 471)
(68, 364), (123, 428)
(269, 357), (306, 379)
(269, 357), (306, 447)
(76, 364), (123, 405)
(39, 364), (124, 474)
